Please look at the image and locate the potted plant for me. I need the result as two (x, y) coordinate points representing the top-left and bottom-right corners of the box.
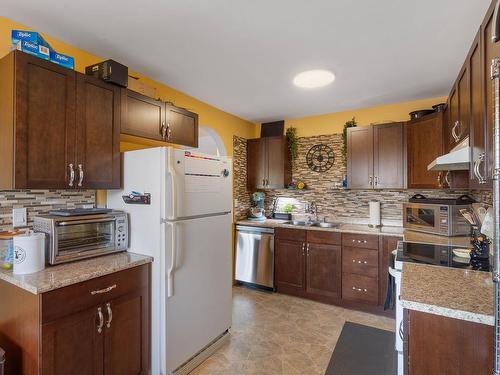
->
(341, 117), (357, 188)
(286, 127), (298, 169)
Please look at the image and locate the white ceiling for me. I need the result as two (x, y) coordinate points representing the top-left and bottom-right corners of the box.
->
(3, 0), (492, 122)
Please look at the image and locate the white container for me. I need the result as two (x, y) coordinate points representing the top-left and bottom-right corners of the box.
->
(13, 232), (45, 275)
(369, 201), (381, 227)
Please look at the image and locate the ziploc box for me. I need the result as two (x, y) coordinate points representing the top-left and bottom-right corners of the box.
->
(50, 50), (75, 69)
(11, 30), (51, 60)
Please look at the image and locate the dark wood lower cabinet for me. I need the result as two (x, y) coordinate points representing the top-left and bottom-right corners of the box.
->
(405, 309), (494, 375)
(0, 264), (151, 375)
(275, 238), (305, 292)
(306, 243), (341, 299)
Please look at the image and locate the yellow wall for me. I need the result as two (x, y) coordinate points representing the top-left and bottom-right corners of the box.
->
(0, 16), (256, 156)
(256, 96), (447, 137)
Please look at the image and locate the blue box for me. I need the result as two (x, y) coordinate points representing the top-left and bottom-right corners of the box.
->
(12, 30), (51, 60)
(50, 50), (74, 69)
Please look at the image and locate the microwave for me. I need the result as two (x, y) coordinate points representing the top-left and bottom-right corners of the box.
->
(34, 212), (128, 265)
(402, 202), (471, 236)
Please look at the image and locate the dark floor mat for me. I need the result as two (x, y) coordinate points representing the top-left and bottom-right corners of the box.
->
(325, 321), (396, 375)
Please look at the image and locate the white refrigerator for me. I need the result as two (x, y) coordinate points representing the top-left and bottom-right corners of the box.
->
(107, 147), (233, 375)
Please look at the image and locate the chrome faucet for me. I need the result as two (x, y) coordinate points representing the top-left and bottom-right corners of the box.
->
(306, 201), (318, 222)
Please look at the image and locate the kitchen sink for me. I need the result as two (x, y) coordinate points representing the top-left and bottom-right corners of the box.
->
(311, 222), (339, 228)
(283, 220), (339, 228)
(284, 220), (309, 226)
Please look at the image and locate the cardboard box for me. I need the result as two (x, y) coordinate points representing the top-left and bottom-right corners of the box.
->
(50, 50), (75, 69)
(128, 76), (157, 98)
(11, 29), (51, 60)
(11, 30), (52, 49)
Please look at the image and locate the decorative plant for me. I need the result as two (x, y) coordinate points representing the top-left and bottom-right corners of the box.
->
(282, 203), (295, 214)
(286, 127), (298, 168)
(342, 117), (357, 166)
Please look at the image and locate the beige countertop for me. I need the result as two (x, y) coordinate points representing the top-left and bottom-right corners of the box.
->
(0, 252), (153, 295)
(400, 262), (494, 326)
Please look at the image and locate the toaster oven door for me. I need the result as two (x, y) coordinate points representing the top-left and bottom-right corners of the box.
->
(53, 217), (116, 263)
(403, 204), (441, 234)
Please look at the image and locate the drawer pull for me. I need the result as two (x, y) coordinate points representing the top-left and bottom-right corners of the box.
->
(352, 259), (368, 264)
(91, 284), (117, 295)
(97, 307), (104, 333)
(352, 286), (368, 292)
(351, 239), (368, 244)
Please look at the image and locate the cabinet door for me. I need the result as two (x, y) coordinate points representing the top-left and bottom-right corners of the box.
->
(373, 123), (405, 189)
(306, 243), (341, 299)
(247, 138), (267, 189)
(457, 66), (470, 145)
(76, 74), (121, 189)
(41, 306), (103, 375)
(378, 236), (402, 306)
(445, 87), (460, 153)
(482, 5), (500, 184)
(347, 126), (373, 189)
(14, 51), (76, 189)
(469, 32), (487, 188)
(121, 90), (165, 141)
(274, 239), (305, 293)
(165, 104), (198, 147)
(267, 136), (291, 189)
(104, 288), (149, 375)
(406, 113), (443, 189)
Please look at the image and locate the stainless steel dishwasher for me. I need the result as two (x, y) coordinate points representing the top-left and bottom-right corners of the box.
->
(235, 225), (274, 289)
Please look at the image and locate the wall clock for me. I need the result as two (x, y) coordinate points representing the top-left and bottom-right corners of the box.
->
(306, 144), (335, 172)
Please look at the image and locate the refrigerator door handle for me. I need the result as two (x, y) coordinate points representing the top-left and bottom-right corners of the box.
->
(167, 148), (177, 220)
(166, 222), (177, 298)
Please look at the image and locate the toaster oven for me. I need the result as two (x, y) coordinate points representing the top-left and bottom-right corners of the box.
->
(34, 211), (128, 265)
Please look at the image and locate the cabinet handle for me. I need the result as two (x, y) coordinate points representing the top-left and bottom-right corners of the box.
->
(476, 153), (487, 184)
(105, 302), (113, 329)
(451, 121), (460, 142)
(68, 164), (75, 187)
(160, 122), (167, 140)
(166, 123), (172, 140)
(352, 259), (368, 264)
(369, 175), (373, 186)
(91, 284), (117, 295)
(374, 176), (378, 187)
(437, 171), (442, 187)
(351, 286), (368, 292)
(97, 307), (104, 333)
(306, 243), (310, 256)
(302, 243), (305, 256)
(444, 171), (451, 187)
(77, 164), (84, 187)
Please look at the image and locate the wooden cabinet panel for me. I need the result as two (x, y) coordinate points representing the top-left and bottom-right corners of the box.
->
(247, 138), (267, 189)
(445, 87), (460, 153)
(342, 246), (379, 278)
(275, 228), (307, 242)
(275, 239), (305, 293)
(406, 113), (443, 189)
(347, 126), (373, 189)
(373, 123), (405, 189)
(457, 67), (470, 145)
(76, 74), (121, 189)
(306, 230), (341, 245)
(342, 233), (379, 250)
(267, 136), (291, 188)
(407, 310), (493, 375)
(341, 273), (378, 305)
(306, 243), (341, 299)
(121, 89), (165, 141)
(165, 104), (198, 147)
(379, 236), (402, 305)
(104, 289), (149, 375)
(41, 307), (103, 375)
(14, 51), (76, 189)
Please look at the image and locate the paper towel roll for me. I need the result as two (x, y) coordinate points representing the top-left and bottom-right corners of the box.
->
(369, 201), (381, 227)
(13, 232), (45, 275)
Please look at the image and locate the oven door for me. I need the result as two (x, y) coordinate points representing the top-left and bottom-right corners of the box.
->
(402, 203), (441, 234)
(52, 217), (117, 264)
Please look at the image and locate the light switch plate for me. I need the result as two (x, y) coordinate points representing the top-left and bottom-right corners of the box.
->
(12, 207), (27, 227)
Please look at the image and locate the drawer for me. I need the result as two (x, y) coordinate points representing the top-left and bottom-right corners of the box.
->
(41, 264), (149, 323)
(342, 273), (379, 305)
(307, 230), (341, 245)
(342, 233), (379, 250)
(275, 227), (306, 242)
(342, 247), (379, 278)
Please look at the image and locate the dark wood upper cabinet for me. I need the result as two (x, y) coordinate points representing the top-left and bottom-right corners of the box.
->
(246, 136), (291, 189)
(306, 243), (341, 299)
(122, 89), (199, 147)
(0, 50), (121, 190)
(347, 126), (373, 189)
(347, 123), (404, 189)
(76, 74), (121, 189)
(406, 112), (443, 189)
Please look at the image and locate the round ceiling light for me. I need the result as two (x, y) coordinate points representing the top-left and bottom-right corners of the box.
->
(293, 69), (335, 88)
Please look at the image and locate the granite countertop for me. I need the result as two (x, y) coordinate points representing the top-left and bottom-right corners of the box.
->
(400, 262), (494, 326)
(0, 252), (153, 295)
(235, 219), (405, 236)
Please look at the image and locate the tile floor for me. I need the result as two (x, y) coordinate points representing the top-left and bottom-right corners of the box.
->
(191, 286), (395, 375)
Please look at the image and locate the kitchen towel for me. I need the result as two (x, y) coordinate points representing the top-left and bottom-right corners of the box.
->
(13, 232), (45, 274)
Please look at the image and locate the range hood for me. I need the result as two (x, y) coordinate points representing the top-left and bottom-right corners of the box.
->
(427, 137), (470, 171)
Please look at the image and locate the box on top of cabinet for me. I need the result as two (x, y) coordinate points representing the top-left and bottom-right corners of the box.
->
(49, 50), (75, 69)
(11, 29), (52, 60)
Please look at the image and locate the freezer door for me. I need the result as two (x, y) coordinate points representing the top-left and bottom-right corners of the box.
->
(165, 213), (232, 374)
(165, 149), (232, 219)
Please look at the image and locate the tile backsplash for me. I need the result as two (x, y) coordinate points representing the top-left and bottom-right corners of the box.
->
(233, 134), (492, 225)
(0, 190), (95, 231)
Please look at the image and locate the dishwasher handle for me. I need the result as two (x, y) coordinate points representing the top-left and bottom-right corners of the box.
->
(235, 225), (274, 234)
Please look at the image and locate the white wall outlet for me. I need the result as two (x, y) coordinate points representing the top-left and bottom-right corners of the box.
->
(234, 199), (239, 208)
(12, 207), (27, 227)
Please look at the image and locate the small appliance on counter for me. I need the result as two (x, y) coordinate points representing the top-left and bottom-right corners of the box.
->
(33, 210), (128, 265)
(403, 194), (475, 236)
(247, 192), (266, 221)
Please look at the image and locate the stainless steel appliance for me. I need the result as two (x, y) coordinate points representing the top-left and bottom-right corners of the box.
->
(402, 195), (474, 236)
(34, 211), (128, 265)
(235, 225), (274, 289)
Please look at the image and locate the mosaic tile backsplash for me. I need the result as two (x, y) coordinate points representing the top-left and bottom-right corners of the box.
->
(233, 134), (492, 225)
(0, 190), (95, 231)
